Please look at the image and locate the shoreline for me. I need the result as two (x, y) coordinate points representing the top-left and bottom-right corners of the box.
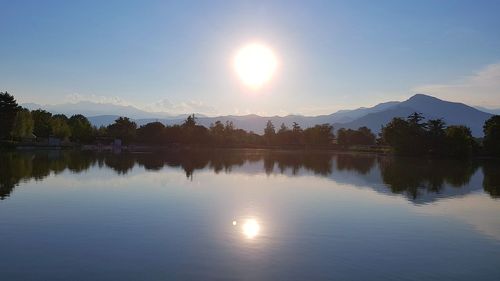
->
(3, 142), (499, 159)
(3, 142), (391, 155)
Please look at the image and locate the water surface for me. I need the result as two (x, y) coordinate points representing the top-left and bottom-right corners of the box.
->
(1, 149), (499, 280)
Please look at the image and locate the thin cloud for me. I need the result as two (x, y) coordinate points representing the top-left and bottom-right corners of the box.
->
(64, 93), (217, 115)
(145, 99), (217, 115)
(413, 62), (500, 108)
(65, 93), (130, 106)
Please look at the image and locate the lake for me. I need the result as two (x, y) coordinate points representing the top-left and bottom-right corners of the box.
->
(1, 149), (499, 280)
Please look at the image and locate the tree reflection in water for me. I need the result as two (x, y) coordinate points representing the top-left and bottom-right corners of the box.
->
(336, 153), (376, 175)
(379, 157), (480, 200)
(0, 149), (499, 201)
(482, 159), (500, 198)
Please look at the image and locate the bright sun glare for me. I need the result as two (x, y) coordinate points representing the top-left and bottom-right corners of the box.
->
(234, 43), (278, 89)
(242, 219), (260, 239)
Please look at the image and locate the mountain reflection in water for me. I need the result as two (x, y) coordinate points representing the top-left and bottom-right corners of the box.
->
(1, 149), (499, 203)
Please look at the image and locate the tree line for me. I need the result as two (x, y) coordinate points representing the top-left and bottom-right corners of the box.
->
(1, 91), (499, 157)
(380, 112), (500, 157)
(103, 116), (337, 147)
(1, 92), (96, 143)
(0, 92), (336, 147)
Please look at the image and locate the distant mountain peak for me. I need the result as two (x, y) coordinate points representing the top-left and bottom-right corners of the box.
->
(407, 93), (442, 102)
(336, 93), (492, 136)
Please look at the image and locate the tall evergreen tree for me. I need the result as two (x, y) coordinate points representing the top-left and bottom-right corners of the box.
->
(407, 112), (426, 129)
(0, 91), (19, 140)
(182, 114), (197, 128)
(426, 119), (447, 155)
(264, 120), (276, 145)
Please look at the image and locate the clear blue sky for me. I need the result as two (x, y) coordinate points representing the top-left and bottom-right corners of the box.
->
(1, 0), (500, 116)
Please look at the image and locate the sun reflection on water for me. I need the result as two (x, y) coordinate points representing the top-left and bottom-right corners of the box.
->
(233, 218), (261, 239)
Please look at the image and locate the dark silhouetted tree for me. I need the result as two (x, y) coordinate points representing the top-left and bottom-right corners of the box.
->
(426, 118), (447, 155)
(407, 112), (426, 128)
(182, 114), (197, 128)
(209, 120), (225, 144)
(483, 115), (500, 157)
(381, 113), (429, 155)
(381, 118), (414, 154)
(52, 114), (68, 122)
(224, 121), (236, 144)
(337, 126), (375, 146)
(137, 122), (166, 145)
(179, 114), (209, 144)
(264, 120), (276, 145)
(107, 117), (137, 144)
(164, 125), (182, 143)
(276, 123), (292, 145)
(11, 108), (34, 139)
(68, 114), (93, 143)
(291, 122), (303, 144)
(51, 115), (71, 139)
(304, 124), (334, 145)
(444, 125), (474, 157)
(0, 91), (19, 140)
(31, 109), (53, 138)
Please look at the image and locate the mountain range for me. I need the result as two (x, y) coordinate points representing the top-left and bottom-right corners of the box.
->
(474, 106), (500, 115)
(22, 94), (496, 136)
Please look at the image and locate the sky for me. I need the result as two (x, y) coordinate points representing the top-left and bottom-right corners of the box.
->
(1, 0), (500, 116)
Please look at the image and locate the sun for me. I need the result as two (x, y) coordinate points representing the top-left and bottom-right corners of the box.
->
(234, 42), (278, 89)
(242, 219), (260, 239)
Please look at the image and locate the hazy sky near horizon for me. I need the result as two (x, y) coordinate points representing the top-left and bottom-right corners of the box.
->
(1, 0), (500, 116)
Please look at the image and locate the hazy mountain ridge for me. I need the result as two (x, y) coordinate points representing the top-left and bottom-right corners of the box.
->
(21, 101), (181, 120)
(475, 106), (500, 115)
(335, 94), (493, 136)
(24, 94), (494, 136)
(330, 101), (401, 123)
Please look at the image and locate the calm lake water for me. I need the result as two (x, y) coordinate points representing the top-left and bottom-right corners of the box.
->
(1, 149), (499, 281)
